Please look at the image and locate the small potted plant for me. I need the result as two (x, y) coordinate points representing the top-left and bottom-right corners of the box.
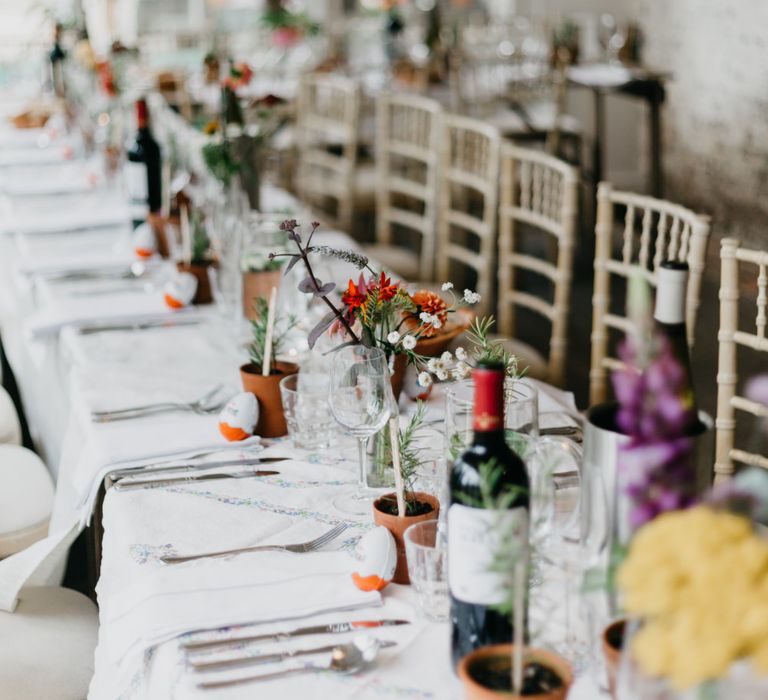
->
(176, 207), (215, 304)
(240, 291), (298, 437)
(372, 403), (440, 584)
(241, 251), (285, 320)
(456, 461), (573, 699)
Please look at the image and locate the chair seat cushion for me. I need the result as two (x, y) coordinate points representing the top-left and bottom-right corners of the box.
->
(0, 386), (21, 445)
(363, 244), (421, 281)
(0, 446), (54, 557)
(0, 586), (98, 700)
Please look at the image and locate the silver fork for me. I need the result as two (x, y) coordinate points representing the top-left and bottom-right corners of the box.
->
(91, 385), (225, 423)
(160, 523), (348, 565)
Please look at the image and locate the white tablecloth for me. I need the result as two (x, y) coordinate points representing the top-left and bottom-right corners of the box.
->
(0, 143), (604, 698)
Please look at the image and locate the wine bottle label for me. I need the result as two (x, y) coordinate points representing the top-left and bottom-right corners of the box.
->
(125, 161), (147, 203)
(655, 261), (688, 325)
(448, 503), (528, 605)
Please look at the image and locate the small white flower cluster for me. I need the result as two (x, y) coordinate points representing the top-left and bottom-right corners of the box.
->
(417, 348), (472, 387)
(386, 330), (417, 350)
(463, 289), (481, 305)
(419, 311), (443, 331)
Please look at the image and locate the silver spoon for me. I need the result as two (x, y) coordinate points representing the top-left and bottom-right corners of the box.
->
(196, 637), (388, 690)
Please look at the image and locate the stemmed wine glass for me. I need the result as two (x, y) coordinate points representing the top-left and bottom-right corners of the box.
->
(330, 345), (394, 515)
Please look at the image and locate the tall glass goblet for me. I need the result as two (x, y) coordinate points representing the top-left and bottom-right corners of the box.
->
(330, 345), (394, 516)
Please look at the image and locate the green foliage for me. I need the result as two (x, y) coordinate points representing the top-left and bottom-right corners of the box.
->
(398, 401), (428, 513)
(201, 140), (239, 187)
(248, 296), (298, 371)
(190, 211), (210, 264)
(466, 316), (525, 379)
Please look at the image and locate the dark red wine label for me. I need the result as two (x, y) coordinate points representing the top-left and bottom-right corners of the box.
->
(473, 367), (504, 431)
(136, 99), (149, 128)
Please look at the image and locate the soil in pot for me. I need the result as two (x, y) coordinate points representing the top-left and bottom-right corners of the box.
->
(468, 658), (564, 695)
(240, 361), (298, 438)
(459, 646), (572, 700)
(372, 492), (439, 585)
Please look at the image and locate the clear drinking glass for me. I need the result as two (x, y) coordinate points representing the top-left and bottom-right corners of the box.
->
(279, 374), (335, 451)
(329, 346), (394, 515)
(404, 519), (449, 622)
(444, 378), (539, 463)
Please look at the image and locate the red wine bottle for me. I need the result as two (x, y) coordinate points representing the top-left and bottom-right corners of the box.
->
(448, 361), (530, 667)
(654, 260), (699, 429)
(126, 99), (162, 228)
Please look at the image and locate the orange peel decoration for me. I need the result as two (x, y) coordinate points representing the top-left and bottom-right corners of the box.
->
(135, 247), (154, 259)
(218, 421), (251, 442)
(351, 572), (389, 592)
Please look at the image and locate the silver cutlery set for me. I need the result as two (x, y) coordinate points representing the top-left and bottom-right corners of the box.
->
(183, 621), (409, 689)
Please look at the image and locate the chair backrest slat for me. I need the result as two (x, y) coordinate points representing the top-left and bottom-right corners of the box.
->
(715, 238), (768, 481)
(498, 144), (579, 386)
(589, 182), (712, 404)
(375, 92), (442, 280)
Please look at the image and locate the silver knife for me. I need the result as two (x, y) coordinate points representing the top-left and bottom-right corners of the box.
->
(183, 620), (410, 654)
(110, 456), (288, 481)
(113, 468), (281, 491)
(189, 640), (398, 672)
(78, 318), (202, 335)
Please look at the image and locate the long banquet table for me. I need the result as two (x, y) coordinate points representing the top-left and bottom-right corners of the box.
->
(0, 131), (606, 700)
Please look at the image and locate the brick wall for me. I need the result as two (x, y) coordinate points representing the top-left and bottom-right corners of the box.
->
(636, 0), (768, 246)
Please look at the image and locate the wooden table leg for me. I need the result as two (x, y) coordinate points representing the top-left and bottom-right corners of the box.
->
(592, 89), (606, 190)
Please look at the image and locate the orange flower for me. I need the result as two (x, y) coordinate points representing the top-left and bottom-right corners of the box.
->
(376, 272), (399, 302)
(409, 290), (448, 338)
(342, 279), (366, 310)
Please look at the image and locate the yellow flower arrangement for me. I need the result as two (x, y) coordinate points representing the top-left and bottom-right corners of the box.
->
(618, 506), (768, 690)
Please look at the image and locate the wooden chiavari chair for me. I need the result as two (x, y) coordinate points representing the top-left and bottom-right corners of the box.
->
(435, 114), (501, 318)
(364, 92), (442, 281)
(714, 238), (768, 481)
(589, 182), (712, 404)
(497, 144), (579, 385)
(295, 73), (361, 232)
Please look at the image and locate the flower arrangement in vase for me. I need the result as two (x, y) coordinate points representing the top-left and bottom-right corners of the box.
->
(201, 62), (289, 209)
(270, 219), (480, 398)
(240, 293), (298, 437)
(261, 0), (320, 47)
(615, 471), (768, 696)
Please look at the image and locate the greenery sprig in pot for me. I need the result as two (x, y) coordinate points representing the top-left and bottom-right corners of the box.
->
(176, 207), (215, 304)
(240, 291), (298, 437)
(372, 402), (440, 584)
(456, 461), (573, 699)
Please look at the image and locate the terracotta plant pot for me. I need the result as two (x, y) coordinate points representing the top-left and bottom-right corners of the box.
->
(602, 619), (626, 698)
(458, 645), (573, 700)
(372, 492), (439, 585)
(243, 270), (282, 320)
(177, 261), (214, 304)
(239, 361), (298, 437)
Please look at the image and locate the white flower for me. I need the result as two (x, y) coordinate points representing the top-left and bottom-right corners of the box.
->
(426, 357), (438, 372)
(387, 331), (401, 344)
(402, 335), (417, 350)
(441, 282), (454, 291)
(432, 319), (443, 330)
(454, 361), (471, 379)
(441, 351), (453, 363)
(225, 123), (243, 139)
(417, 371), (433, 388)
(463, 289), (481, 305)
(436, 369), (449, 381)
(419, 311), (432, 323)
(455, 346), (467, 361)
